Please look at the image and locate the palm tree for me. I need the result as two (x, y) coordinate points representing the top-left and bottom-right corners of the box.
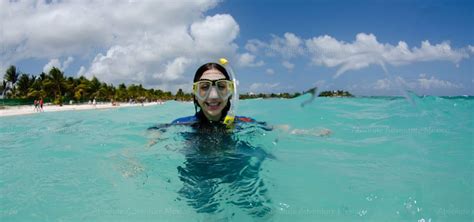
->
(3, 65), (20, 98)
(27, 76), (46, 99)
(176, 88), (185, 101)
(44, 67), (67, 105)
(73, 76), (90, 102)
(115, 83), (128, 101)
(16, 74), (32, 98)
(0, 80), (6, 98)
(88, 76), (102, 100)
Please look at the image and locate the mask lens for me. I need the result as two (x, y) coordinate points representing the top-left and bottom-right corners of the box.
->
(217, 80), (232, 98)
(197, 81), (211, 99)
(217, 80), (228, 91)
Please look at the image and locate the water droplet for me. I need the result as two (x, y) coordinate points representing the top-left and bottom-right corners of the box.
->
(358, 209), (367, 216)
(278, 202), (290, 209)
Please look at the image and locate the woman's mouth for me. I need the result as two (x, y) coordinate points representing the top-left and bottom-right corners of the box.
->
(205, 101), (221, 110)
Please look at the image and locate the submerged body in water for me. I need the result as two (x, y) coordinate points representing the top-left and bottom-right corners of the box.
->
(149, 112), (274, 217)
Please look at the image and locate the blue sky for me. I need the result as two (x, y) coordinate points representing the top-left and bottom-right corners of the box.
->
(1, 0), (473, 95)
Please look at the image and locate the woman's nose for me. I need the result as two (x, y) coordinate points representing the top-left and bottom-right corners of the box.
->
(208, 86), (219, 99)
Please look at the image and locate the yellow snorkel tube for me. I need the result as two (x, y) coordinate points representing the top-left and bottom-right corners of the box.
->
(219, 58), (238, 129)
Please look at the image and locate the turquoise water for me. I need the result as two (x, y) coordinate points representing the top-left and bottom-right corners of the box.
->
(1, 95), (473, 221)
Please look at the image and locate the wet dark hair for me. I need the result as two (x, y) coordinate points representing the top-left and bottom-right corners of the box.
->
(193, 63), (232, 121)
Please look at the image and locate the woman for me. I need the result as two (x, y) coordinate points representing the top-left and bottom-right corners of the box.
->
(150, 62), (273, 217)
(170, 62), (264, 131)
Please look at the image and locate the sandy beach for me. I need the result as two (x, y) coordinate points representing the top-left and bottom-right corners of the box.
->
(0, 102), (163, 117)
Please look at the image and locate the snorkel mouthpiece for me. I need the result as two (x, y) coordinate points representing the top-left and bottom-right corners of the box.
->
(223, 115), (235, 127)
(219, 57), (238, 129)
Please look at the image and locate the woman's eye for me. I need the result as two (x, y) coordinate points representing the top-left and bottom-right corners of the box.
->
(200, 84), (210, 90)
(217, 83), (226, 89)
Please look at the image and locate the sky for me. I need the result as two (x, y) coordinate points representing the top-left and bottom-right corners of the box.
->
(1, 0), (473, 96)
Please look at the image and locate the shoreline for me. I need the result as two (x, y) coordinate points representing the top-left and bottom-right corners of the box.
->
(0, 102), (163, 117)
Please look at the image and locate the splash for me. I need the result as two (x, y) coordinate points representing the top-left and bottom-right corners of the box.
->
(377, 60), (417, 107)
(300, 86), (318, 107)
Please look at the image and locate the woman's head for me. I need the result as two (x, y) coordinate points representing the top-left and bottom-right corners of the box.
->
(193, 63), (232, 121)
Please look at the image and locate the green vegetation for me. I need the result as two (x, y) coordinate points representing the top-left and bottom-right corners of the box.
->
(1, 65), (178, 104)
(318, 90), (353, 97)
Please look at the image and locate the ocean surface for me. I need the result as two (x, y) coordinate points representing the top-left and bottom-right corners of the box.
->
(1, 95), (473, 221)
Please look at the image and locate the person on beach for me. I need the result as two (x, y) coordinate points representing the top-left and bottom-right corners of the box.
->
(39, 98), (44, 112)
(33, 99), (38, 112)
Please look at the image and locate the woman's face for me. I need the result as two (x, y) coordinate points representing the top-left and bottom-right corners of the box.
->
(196, 69), (229, 121)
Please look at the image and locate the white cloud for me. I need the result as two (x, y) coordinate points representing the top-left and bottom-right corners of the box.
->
(372, 74), (462, 91)
(245, 39), (266, 54)
(282, 61), (295, 70)
(417, 74), (462, 89)
(190, 14), (240, 57)
(265, 68), (275, 75)
(2, 1), (219, 60)
(77, 66), (86, 76)
(43, 56), (74, 73)
(2, 1), (250, 91)
(84, 13), (241, 89)
(374, 79), (391, 90)
(245, 40), (262, 53)
(468, 45), (474, 54)
(247, 32), (471, 77)
(269, 33), (305, 58)
(237, 53), (264, 67)
(246, 33), (304, 59)
(153, 57), (190, 81)
(249, 82), (280, 92)
(62, 56), (74, 70)
(43, 59), (61, 74)
(306, 33), (470, 77)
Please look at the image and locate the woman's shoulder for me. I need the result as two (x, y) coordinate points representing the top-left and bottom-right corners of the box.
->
(172, 115), (257, 124)
(171, 115), (199, 124)
(235, 116), (256, 123)
(148, 115), (197, 131)
(235, 116), (272, 131)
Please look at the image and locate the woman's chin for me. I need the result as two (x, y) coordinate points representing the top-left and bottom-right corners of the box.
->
(204, 108), (223, 118)
(205, 110), (219, 116)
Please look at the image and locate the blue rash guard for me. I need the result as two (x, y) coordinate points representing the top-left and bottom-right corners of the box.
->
(148, 111), (271, 132)
(172, 111), (271, 130)
(171, 115), (256, 125)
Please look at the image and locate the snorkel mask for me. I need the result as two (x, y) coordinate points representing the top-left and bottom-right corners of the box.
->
(192, 79), (234, 101)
